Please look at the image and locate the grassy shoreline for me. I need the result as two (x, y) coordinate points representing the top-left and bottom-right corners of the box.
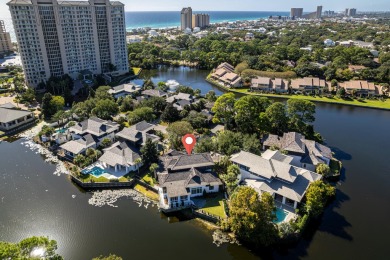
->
(206, 78), (390, 111)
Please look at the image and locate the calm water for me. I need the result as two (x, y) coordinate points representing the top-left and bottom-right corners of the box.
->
(135, 66), (224, 95)
(125, 11), (289, 30)
(1, 69), (390, 259)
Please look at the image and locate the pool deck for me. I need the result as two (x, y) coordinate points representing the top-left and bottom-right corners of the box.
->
(275, 201), (297, 223)
(82, 163), (130, 179)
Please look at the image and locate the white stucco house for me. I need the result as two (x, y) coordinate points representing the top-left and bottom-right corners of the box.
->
(60, 117), (119, 158)
(157, 151), (222, 212)
(231, 150), (322, 209)
(263, 132), (332, 171)
(98, 141), (142, 174)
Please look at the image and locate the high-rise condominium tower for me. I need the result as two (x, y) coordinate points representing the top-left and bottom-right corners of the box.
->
(7, 0), (128, 88)
(192, 14), (210, 29)
(181, 7), (192, 30)
(290, 8), (303, 18)
(0, 20), (13, 54)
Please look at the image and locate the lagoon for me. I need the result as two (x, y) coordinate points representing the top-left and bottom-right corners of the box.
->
(1, 67), (390, 259)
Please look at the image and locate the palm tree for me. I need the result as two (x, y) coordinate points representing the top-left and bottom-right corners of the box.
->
(134, 158), (142, 176)
(149, 163), (159, 179)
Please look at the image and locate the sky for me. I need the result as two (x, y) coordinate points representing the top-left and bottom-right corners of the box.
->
(1, 0), (390, 19)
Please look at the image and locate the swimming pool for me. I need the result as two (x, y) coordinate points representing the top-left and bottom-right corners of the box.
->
(275, 208), (289, 223)
(56, 128), (68, 134)
(82, 166), (105, 177)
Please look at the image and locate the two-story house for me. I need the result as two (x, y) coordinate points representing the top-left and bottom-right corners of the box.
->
(231, 150), (322, 209)
(262, 132), (332, 171)
(157, 151), (222, 212)
(60, 117), (119, 158)
(115, 121), (160, 147)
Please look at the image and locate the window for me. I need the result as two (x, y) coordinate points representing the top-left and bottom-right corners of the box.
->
(180, 196), (188, 201)
(191, 187), (203, 194)
(209, 186), (214, 190)
(162, 187), (167, 193)
(170, 197), (178, 202)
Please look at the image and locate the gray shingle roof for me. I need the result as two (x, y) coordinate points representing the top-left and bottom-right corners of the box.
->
(245, 168), (321, 202)
(116, 121), (156, 143)
(141, 89), (168, 97)
(164, 153), (214, 171)
(0, 107), (33, 123)
(99, 141), (140, 167)
(69, 117), (119, 137)
(263, 132), (332, 165)
(159, 168), (222, 197)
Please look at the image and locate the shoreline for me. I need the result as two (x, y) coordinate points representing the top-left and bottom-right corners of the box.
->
(206, 78), (390, 111)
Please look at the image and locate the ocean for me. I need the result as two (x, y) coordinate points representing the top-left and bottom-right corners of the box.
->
(125, 11), (289, 30)
(4, 11), (289, 41)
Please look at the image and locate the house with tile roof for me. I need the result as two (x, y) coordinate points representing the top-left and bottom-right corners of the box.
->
(262, 132), (332, 171)
(230, 150), (322, 209)
(157, 151), (222, 211)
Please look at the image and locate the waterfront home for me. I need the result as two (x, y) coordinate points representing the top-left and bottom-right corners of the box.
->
(157, 152), (222, 211)
(0, 103), (35, 132)
(60, 134), (98, 158)
(166, 92), (193, 103)
(290, 77), (329, 93)
(338, 80), (382, 96)
(108, 83), (141, 99)
(231, 150), (322, 209)
(141, 89), (168, 99)
(68, 117), (119, 146)
(116, 120), (159, 147)
(98, 141), (142, 174)
(59, 117), (119, 159)
(263, 132), (332, 171)
(210, 62), (242, 88)
(250, 77), (288, 93)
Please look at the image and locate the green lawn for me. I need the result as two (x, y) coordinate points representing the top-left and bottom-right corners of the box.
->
(142, 173), (155, 186)
(229, 88), (390, 110)
(201, 193), (227, 218)
(134, 184), (159, 201)
(79, 174), (109, 183)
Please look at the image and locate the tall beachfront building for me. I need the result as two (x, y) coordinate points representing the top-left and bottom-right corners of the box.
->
(0, 20), (13, 55)
(290, 8), (303, 18)
(192, 14), (210, 29)
(181, 7), (192, 30)
(7, 0), (128, 88)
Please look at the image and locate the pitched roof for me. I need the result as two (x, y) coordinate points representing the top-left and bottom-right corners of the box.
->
(99, 141), (140, 167)
(115, 121), (155, 142)
(164, 153), (215, 171)
(141, 89), (168, 97)
(230, 151), (276, 179)
(69, 117), (119, 136)
(0, 107), (33, 123)
(108, 84), (141, 95)
(0, 103), (17, 109)
(60, 134), (97, 155)
(245, 167), (321, 202)
(159, 168), (222, 197)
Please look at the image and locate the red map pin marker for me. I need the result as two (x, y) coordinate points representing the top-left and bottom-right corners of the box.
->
(182, 134), (196, 155)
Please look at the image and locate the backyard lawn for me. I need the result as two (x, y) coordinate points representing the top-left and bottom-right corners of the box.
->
(134, 184), (159, 201)
(79, 174), (109, 183)
(230, 88), (390, 110)
(201, 193), (226, 218)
